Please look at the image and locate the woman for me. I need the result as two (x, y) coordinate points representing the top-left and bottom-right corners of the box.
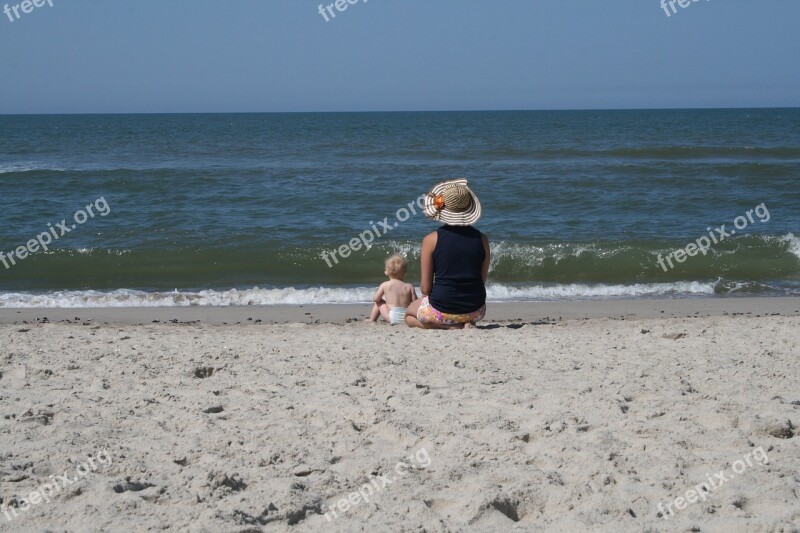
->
(405, 179), (490, 329)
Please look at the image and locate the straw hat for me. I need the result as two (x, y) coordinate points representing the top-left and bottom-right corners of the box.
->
(423, 178), (482, 226)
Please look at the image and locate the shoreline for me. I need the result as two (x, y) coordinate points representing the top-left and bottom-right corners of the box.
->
(0, 296), (797, 325)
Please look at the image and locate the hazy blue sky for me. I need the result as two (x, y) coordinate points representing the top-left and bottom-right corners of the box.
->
(1, 0), (798, 113)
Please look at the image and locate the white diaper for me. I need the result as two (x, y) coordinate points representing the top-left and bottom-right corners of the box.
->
(389, 307), (407, 325)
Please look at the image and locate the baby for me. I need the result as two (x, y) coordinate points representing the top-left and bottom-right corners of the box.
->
(368, 254), (417, 325)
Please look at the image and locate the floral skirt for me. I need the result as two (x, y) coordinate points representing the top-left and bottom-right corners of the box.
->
(417, 296), (486, 326)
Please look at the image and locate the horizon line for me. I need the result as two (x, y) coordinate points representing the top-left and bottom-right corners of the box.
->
(1, 105), (799, 117)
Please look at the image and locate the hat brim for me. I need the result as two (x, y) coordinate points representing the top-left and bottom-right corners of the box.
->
(423, 178), (482, 226)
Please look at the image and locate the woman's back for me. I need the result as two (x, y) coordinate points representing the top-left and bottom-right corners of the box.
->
(429, 225), (486, 314)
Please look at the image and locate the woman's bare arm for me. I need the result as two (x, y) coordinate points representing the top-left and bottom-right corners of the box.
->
(481, 233), (490, 284)
(420, 231), (437, 296)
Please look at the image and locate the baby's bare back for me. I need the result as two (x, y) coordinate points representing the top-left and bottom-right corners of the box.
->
(383, 279), (414, 309)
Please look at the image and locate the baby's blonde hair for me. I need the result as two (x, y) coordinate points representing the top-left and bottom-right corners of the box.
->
(385, 254), (407, 278)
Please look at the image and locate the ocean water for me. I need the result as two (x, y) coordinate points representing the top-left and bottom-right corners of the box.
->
(0, 109), (798, 308)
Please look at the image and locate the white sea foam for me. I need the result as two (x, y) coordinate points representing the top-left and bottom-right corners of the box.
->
(0, 282), (718, 308)
(781, 233), (800, 260)
(485, 281), (716, 300)
(0, 287), (374, 308)
(0, 164), (66, 174)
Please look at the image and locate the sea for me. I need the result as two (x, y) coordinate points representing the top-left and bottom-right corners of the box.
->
(0, 109), (798, 308)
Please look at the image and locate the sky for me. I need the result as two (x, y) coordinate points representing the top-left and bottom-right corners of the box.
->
(0, 0), (798, 114)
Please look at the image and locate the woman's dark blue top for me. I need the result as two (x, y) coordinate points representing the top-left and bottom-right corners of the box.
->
(429, 225), (486, 314)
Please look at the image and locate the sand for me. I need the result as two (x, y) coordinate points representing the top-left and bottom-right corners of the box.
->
(0, 298), (798, 532)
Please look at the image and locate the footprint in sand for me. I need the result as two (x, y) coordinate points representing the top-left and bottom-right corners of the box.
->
(194, 367), (217, 379)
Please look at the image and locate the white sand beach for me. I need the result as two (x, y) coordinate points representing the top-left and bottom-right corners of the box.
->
(1, 299), (799, 532)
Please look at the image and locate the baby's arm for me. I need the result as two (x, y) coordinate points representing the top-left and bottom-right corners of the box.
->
(368, 283), (387, 322)
(407, 283), (418, 305)
(373, 283), (386, 305)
